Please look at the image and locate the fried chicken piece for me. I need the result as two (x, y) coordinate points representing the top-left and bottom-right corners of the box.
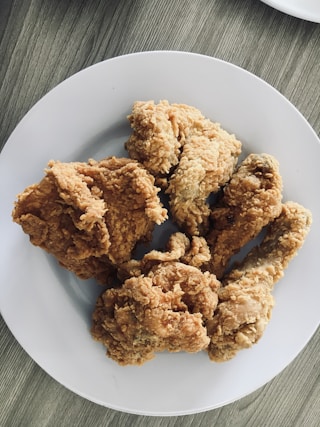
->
(117, 231), (211, 281)
(205, 153), (283, 279)
(126, 100), (242, 235)
(92, 261), (220, 365)
(167, 131), (241, 236)
(206, 201), (312, 362)
(126, 100), (205, 179)
(12, 157), (167, 284)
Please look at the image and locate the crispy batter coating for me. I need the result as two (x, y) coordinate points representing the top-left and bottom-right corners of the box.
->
(92, 262), (220, 365)
(126, 100), (205, 177)
(126, 100), (242, 235)
(206, 202), (312, 362)
(117, 231), (211, 281)
(205, 153), (283, 278)
(11, 99), (314, 366)
(12, 157), (167, 284)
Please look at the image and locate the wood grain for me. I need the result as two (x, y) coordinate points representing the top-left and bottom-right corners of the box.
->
(0, 0), (319, 425)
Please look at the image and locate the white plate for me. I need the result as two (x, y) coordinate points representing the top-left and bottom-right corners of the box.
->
(261, 0), (320, 22)
(0, 51), (319, 416)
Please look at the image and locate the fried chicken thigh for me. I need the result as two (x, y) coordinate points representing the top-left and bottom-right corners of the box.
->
(126, 100), (242, 235)
(205, 153), (283, 278)
(206, 202), (312, 362)
(12, 157), (167, 284)
(92, 261), (220, 365)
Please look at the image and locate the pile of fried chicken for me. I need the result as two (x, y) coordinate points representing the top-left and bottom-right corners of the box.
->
(12, 100), (312, 365)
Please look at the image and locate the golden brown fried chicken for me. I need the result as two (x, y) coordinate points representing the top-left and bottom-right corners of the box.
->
(167, 131), (241, 236)
(92, 261), (220, 365)
(126, 100), (242, 235)
(117, 231), (211, 281)
(126, 100), (205, 179)
(12, 157), (167, 284)
(206, 201), (312, 362)
(205, 153), (283, 279)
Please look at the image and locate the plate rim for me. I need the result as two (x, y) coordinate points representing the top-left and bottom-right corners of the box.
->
(261, 0), (320, 23)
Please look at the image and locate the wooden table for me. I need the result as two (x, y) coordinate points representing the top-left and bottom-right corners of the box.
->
(1, 1), (319, 425)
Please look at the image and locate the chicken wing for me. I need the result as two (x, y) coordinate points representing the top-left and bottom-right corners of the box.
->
(206, 201), (312, 362)
(205, 153), (283, 278)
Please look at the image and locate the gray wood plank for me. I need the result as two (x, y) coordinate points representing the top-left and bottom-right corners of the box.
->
(1, 0), (319, 425)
